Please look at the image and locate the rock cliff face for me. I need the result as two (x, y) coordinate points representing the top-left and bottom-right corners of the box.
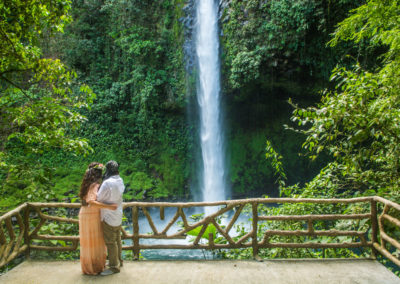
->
(182, 0), (229, 73)
(181, 0), (196, 73)
(219, 0), (231, 21)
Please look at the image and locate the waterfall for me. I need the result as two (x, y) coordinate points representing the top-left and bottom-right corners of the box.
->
(195, 0), (228, 207)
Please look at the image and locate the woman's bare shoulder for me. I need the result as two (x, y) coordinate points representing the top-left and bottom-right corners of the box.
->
(89, 182), (101, 192)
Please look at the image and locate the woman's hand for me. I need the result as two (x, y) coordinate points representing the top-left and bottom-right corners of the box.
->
(87, 200), (118, 210)
(108, 203), (118, 210)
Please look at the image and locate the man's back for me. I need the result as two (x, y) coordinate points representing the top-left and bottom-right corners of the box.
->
(97, 175), (125, 226)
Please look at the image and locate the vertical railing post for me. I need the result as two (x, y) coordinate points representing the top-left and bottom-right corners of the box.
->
(370, 198), (378, 258)
(23, 203), (30, 259)
(132, 205), (140, 260)
(380, 205), (389, 251)
(252, 202), (261, 261)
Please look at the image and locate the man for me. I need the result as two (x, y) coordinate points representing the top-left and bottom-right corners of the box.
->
(97, 160), (125, 276)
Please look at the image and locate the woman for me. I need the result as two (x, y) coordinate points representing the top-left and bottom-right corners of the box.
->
(79, 162), (117, 275)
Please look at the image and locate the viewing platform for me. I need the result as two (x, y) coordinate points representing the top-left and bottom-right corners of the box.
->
(2, 259), (399, 284)
(1, 196), (400, 283)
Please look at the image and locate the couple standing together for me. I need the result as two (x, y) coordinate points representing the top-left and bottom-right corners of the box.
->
(78, 160), (125, 276)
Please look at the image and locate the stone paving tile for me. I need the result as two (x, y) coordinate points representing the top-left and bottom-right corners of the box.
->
(0, 259), (399, 284)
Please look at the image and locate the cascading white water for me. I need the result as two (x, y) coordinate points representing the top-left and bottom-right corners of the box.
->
(195, 0), (228, 206)
(124, 1), (235, 260)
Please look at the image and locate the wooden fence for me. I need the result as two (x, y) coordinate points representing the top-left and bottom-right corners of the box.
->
(0, 196), (399, 268)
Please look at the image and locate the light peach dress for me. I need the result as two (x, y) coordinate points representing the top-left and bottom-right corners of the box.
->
(79, 183), (106, 275)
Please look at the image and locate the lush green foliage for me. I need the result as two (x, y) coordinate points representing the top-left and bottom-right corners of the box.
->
(220, 0), (400, 264)
(3, 0), (400, 268)
(2, 0), (389, 210)
(226, 99), (323, 197)
(0, 0), (94, 208)
(218, 0), (365, 198)
(265, 140), (286, 188)
(221, 0), (363, 93)
(289, 0), (400, 199)
(178, 0), (398, 265)
(49, 0), (189, 200)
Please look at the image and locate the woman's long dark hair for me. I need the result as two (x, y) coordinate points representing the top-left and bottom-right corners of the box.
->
(79, 162), (103, 205)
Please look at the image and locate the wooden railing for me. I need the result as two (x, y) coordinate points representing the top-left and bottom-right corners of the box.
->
(372, 196), (400, 267)
(0, 196), (399, 268)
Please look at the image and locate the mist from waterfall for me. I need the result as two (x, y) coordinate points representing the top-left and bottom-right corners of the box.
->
(195, 0), (228, 207)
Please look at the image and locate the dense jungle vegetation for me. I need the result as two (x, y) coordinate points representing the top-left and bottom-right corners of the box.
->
(1, 0), (400, 216)
(2, 0), (400, 272)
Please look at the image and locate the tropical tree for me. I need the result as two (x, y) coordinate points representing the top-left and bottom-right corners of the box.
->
(0, 0), (94, 208)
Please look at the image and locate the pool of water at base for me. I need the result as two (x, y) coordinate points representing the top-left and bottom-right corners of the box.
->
(122, 206), (251, 260)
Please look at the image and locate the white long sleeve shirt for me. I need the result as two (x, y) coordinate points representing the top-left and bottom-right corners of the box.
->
(97, 175), (125, 226)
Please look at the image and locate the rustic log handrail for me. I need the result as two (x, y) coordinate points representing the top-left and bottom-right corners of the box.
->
(0, 196), (400, 268)
(0, 203), (29, 267)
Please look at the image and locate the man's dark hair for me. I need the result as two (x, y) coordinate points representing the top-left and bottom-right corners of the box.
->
(103, 160), (119, 180)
